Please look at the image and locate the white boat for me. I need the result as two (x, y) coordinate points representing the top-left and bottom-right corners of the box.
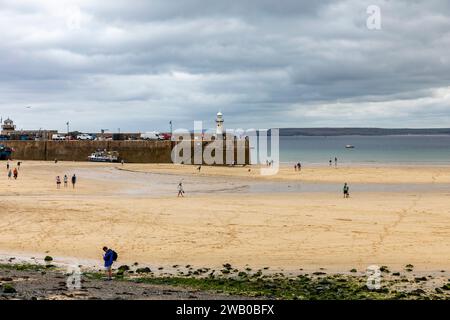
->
(88, 150), (120, 162)
(345, 145), (355, 149)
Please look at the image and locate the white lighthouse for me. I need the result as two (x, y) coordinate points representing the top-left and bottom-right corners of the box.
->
(215, 111), (224, 136)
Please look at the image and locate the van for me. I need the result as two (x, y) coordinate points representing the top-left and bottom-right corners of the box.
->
(52, 134), (66, 141)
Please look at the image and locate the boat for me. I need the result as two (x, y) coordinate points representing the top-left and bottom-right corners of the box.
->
(0, 145), (13, 160)
(345, 145), (355, 149)
(88, 149), (120, 162)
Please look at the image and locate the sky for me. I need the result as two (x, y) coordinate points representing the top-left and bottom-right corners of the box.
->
(0, 0), (449, 132)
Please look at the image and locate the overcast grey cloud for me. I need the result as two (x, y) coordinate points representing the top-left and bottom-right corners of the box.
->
(0, 0), (449, 132)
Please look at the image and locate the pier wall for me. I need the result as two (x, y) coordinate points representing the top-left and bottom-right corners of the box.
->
(2, 140), (250, 164)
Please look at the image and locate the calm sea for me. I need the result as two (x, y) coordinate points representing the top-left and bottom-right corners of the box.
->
(277, 135), (450, 165)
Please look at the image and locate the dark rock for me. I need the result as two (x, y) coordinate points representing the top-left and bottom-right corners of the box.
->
(410, 289), (426, 296)
(118, 265), (130, 271)
(2, 284), (16, 294)
(380, 266), (390, 273)
(136, 267), (151, 274)
(414, 277), (427, 282)
(0, 277), (13, 282)
(44, 256), (53, 262)
(223, 263), (232, 270)
(435, 288), (444, 294)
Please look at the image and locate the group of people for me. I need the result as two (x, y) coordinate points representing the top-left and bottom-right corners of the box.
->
(6, 161), (19, 180)
(265, 160), (275, 167)
(294, 162), (302, 172)
(56, 174), (77, 189)
(329, 157), (338, 167)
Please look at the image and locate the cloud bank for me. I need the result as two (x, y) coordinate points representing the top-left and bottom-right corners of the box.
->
(0, 0), (449, 131)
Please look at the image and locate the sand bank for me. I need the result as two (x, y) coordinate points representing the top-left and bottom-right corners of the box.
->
(0, 161), (449, 273)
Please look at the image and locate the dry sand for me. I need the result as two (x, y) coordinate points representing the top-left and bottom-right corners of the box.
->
(0, 161), (449, 273)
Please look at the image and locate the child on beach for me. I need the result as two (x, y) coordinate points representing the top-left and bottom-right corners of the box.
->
(178, 182), (185, 197)
(56, 176), (61, 189)
(13, 168), (18, 180)
(343, 183), (350, 198)
(7, 169), (12, 179)
(64, 175), (68, 188)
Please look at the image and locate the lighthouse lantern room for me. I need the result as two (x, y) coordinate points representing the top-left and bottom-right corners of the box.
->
(216, 111), (224, 136)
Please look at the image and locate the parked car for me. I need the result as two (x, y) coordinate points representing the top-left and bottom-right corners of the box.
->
(77, 133), (95, 140)
(52, 134), (66, 141)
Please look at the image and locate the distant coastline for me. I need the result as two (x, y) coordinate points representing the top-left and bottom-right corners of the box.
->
(279, 128), (450, 136)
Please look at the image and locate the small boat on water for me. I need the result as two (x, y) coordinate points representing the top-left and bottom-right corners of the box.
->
(345, 145), (355, 149)
(0, 145), (13, 160)
(88, 149), (120, 162)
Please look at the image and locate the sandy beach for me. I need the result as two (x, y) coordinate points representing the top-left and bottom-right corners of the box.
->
(0, 161), (449, 274)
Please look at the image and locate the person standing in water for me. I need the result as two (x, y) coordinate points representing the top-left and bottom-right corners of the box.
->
(71, 174), (77, 189)
(329, 159), (332, 166)
(343, 183), (350, 198)
(335, 157), (338, 167)
(177, 182), (185, 197)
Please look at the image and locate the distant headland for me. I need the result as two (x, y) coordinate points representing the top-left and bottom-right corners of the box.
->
(279, 128), (450, 136)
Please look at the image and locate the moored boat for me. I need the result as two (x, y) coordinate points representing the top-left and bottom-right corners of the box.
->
(88, 149), (119, 162)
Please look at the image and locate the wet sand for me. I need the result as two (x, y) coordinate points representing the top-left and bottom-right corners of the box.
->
(0, 161), (449, 274)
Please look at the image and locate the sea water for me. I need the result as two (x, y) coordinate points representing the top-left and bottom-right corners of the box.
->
(279, 135), (450, 165)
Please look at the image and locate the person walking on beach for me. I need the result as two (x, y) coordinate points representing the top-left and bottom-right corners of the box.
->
(335, 157), (338, 167)
(71, 174), (77, 189)
(177, 182), (185, 197)
(297, 162), (302, 172)
(13, 168), (18, 180)
(17, 161), (21, 169)
(7, 169), (12, 180)
(6, 162), (9, 170)
(64, 175), (68, 188)
(343, 183), (350, 198)
(102, 246), (117, 281)
(329, 159), (332, 167)
(56, 176), (61, 189)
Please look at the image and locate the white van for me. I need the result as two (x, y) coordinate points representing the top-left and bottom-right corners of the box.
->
(52, 134), (66, 141)
(140, 132), (162, 140)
